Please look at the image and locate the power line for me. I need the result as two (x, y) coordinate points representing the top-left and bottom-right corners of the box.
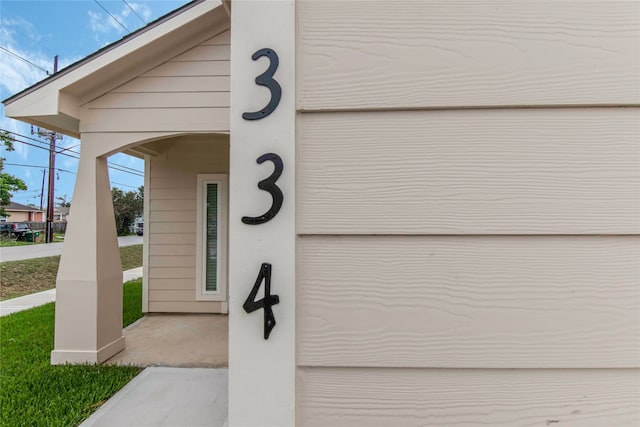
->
(94, 0), (130, 33)
(2, 23), (57, 57)
(4, 163), (75, 175)
(4, 130), (144, 175)
(1, 134), (78, 159)
(3, 130), (58, 149)
(122, 0), (146, 24)
(110, 181), (140, 189)
(0, 46), (49, 74)
(108, 161), (143, 174)
(56, 143), (81, 155)
(4, 137), (144, 177)
(3, 130), (145, 177)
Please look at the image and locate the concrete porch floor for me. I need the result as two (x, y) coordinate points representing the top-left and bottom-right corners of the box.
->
(106, 313), (228, 368)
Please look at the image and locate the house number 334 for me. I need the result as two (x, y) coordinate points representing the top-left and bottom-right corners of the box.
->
(242, 47), (283, 340)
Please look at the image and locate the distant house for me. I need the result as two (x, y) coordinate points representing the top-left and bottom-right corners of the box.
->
(1, 202), (45, 222)
(54, 206), (70, 222)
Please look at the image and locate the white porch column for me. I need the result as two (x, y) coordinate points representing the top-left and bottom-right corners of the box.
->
(229, 0), (296, 425)
(51, 139), (124, 365)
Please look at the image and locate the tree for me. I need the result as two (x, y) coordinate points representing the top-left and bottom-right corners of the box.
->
(56, 194), (71, 207)
(112, 186), (143, 235)
(0, 131), (27, 218)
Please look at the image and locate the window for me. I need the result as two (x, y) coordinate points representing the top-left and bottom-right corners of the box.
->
(196, 174), (228, 301)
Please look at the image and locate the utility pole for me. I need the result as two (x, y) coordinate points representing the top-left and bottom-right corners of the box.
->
(34, 56), (61, 243)
(40, 169), (46, 210)
(32, 126), (62, 243)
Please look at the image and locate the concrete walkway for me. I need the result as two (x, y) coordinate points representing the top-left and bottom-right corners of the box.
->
(0, 235), (142, 262)
(79, 367), (228, 427)
(0, 267), (143, 316)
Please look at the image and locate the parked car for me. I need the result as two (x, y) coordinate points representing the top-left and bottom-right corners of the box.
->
(0, 222), (32, 240)
(132, 216), (143, 236)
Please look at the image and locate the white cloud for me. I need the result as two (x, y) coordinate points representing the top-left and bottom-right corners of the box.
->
(129, 2), (153, 22)
(87, 9), (125, 42)
(87, 1), (151, 44)
(0, 20), (51, 96)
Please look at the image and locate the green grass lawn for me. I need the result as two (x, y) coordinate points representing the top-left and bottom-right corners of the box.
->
(0, 244), (142, 300)
(0, 233), (64, 247)
(0, 279), (144, 427)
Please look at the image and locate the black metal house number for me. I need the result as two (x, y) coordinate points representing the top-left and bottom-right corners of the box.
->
(243, 263), (280, 339)
(242, 48), (281, 121)
(242, 48), (283, 340)
(241, 153), (283, 225)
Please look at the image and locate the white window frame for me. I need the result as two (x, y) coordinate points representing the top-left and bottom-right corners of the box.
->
(195, 174), (228, 302)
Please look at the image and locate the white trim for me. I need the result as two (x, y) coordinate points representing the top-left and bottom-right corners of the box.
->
(50, 336), (125, 365)
(229, 1), (296, 425)
(142, 155), (150, 313)
(196, 174), (228, 302)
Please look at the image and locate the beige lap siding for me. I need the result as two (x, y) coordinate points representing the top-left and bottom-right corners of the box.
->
(296, 1), (640, 425)
(81, 30), (230, 133)
(147, 136), (228, 313)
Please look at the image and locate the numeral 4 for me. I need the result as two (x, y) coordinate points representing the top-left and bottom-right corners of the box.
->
(243, 263), (280, 339)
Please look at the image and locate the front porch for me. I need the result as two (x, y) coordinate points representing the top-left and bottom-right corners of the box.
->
(105, 313), (228, 368)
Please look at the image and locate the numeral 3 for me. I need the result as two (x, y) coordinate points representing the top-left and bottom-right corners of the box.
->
(242, 153), (283, 225)
(242, 48), (281, 121)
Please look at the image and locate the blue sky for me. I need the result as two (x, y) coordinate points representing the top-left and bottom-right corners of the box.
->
(1, 0), (191, 207)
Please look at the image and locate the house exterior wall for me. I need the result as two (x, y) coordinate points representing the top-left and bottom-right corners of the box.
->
(296, 1), (640, 425)
(147, 135), (229, 313)
(6, 211), (29, 222)
(5, 210), (45, 222)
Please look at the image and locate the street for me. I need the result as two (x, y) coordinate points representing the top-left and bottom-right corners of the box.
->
(0, 235), (143, 262)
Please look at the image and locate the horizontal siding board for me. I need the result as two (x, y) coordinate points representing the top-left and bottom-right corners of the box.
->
(149, 176), (196, 189)
(200, 30), (230, 46)
(297, 235), (640, 368)
(148, 300), (223, 313)
(148, 233), (196, 245)
(81, 107), (229, 133)
(149, 200), (196, 212)
(149, 211), (197, 223)
(147, 278), (194, 290)
(172, 44), (230, 62)
(298, 1), (640, 109)
(298, 109), (640, 234)
(149, 222), (195, 234)
(149, 290), (195, 302)
(141, 61), (229, 78)
(148, 255), (195, 268)
(150, 188), (196, 200)
(297, 367), (640, 427)
(148, 267), (195, 279)
(88, 92), (229, 109)
(112, 76), (229, 93)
